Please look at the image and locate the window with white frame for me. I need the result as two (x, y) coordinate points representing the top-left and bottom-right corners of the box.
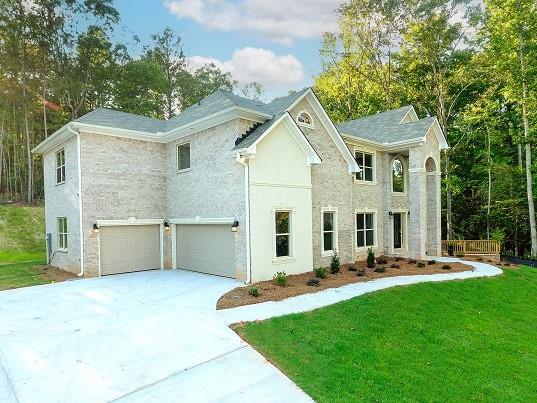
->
(56, 149), (65, 184)
(355, 151), (374, 182)
(392, 158), (405, 192)
(177, 143), (190, 171)
(296, 111), (314, 128)
(57, 217), (67, 250)
(275, 211), (291, 257)
(322, 210), (337, 253)
(356, 212), (375, 248)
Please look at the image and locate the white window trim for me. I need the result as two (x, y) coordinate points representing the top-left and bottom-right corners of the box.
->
(57, 216), (68, 252)
(321, 206), (338, 257)
(391, 155), (407, 195)
(296, 110), (314, 129)
(56, 148), (65, 185)
(176, 142), (191, 173)
(353, 147), (376, 185)
(354, 209), (377, 251)
(272, 208), (295, 263)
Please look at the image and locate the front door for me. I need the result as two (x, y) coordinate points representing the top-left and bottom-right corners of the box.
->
(393, 213), (403, 249)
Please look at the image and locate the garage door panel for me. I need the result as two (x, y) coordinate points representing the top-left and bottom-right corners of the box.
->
(176, 224), (236, 278)
(100, 225), (160, 276)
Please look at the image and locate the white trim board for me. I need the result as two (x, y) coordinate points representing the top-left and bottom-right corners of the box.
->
(170, 217), (236, 225)
(96, 218), (164, 226)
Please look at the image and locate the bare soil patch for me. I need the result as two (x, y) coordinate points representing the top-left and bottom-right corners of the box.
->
(217, 258), (474, 310)
(36, 265), (78, 283)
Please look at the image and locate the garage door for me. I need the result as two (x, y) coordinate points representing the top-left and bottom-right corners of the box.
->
(100, 225), (160, 275)
(176, 224), (236, 278)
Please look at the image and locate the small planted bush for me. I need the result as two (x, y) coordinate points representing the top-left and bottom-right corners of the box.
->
(447, 244), (454, 256)
(455, 251), (465, 258)
(428, 260), (436, 265)
(441, 264), (452, 270)
(248, 287), (260, 297)
(356, 267), (366, 276)
(408, 259), (417, 264)
(367, 248), (376, 268)
(314, 267), (327, 279)
(417, 262), (426, 268)
(390, 263), (400, 269)
(307, 278), (320, 287)
(374, 266), (386, 273)
(330, 251), (341, 274)
(273, 271), (287, 286)
(377, 256), (388, 265)
(348, 264), (358, 272)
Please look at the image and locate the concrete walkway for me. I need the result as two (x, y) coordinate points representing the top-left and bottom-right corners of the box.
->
(219, 258), (503, 325)
(0, 270), (312, 403)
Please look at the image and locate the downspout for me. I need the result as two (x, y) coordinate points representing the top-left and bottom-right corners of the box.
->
(67, 124), (84, 277)
(236, 153), (252, 284)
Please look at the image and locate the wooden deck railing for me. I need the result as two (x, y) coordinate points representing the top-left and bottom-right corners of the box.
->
(441, 240), (501, 256)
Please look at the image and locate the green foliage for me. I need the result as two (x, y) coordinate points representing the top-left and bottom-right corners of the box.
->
(330, 251), (340, 274)
(248, 287), (260, 297)
(376, 256), (388, 265)
(428, 260), (436, 265)
(442, 265), (452, 270)
(417, 262), (426, 268)
(366, 248), (375, 268)
(0, 206), (45, 261)
(374, 266), (386, 273)
(306, 278), (320, 287)
(314, 267), (327, 279)
(273, 271), (287, 287)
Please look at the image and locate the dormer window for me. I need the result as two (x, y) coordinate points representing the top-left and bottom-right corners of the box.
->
(296, 111), (314, 128)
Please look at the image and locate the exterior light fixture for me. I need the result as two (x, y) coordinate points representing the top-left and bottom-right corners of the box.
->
(231, 220), (239, 233)
(93, 223), (100, 233)
(388, 211), (394, 218)
(164, 222), (170, 232)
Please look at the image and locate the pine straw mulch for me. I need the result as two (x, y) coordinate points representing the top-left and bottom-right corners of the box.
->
(217, 257), (474, 310)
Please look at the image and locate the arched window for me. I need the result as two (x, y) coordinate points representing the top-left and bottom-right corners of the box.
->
(296, 111), (314, 128)
(392, 158), (405, 192)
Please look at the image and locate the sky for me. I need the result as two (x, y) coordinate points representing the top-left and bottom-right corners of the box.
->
(112, 0), (342, 100)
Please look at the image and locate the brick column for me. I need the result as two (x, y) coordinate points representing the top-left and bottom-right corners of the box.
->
(408, 147), (426, 260)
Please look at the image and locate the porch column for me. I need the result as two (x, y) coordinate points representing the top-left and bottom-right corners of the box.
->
(408, 147), (427, 259)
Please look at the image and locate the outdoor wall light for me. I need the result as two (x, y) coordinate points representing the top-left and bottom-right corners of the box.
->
(388, 211), (394, 218)
(231, 220), (239, 233)
(164, 222), (170, 232)
(93, 223), (100, 233)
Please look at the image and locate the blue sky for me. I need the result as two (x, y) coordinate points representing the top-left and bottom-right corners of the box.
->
(112, 0), (341, 100)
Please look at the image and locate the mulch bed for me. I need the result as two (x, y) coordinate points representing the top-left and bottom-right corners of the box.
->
(217, 258), (474, 310)
(36, 265), (78, 283)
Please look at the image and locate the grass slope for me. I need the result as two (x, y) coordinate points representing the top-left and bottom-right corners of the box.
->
(238, 268), (537, 402)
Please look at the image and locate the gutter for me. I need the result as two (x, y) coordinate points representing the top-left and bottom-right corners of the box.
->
(67, 124), (84, 277)
(236, 153), (252, 284)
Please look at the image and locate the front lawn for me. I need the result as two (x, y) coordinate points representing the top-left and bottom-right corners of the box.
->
(237, 267), (537, 402)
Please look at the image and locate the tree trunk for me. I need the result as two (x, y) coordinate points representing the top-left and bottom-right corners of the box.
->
(519, 30), (537, 255)
(487, 128), (491, 240)
(445, 149), (453, 240)
(23, 85), (33, 204)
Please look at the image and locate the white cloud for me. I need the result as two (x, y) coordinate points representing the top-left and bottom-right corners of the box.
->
(164, 0), (339, 45)
(188, 47), (305, 88)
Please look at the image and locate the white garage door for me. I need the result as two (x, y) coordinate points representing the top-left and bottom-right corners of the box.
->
(176, 224), (236, 278)
(100, 225), (161, 276)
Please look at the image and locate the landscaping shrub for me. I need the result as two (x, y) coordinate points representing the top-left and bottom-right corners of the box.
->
(377, 256), (388, 265)
(374, 266), (386, 273)
(348, 264), (357, 272)
(248, 287), (260, 297)
(307, 278), (320, 287)
(428, 260), (436, 265)
(314, 267), (327, 279)
(273, 271), (287, 286)
(356, 267), (366, 276)
(455, 252), (465, 258)
(367, 248), (376, 268)
(390, 263), (400, 269)
(441, 264), (452, 270)
(330, 251), (340, 274)
(417, 262), (426, 268)
(447, 244), (454, 256)
(408, 259), (417, 264)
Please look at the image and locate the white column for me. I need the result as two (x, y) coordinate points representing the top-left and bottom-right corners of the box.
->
(408, 147), (426, 259)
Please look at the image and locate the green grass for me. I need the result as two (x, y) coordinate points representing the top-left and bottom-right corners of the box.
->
(0, 205), (47, 289)
(237, 267), (537, 402)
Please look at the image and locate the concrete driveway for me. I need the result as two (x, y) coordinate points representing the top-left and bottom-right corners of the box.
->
(0, 270), (311, 403)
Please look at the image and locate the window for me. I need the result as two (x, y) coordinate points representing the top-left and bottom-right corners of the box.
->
(56, 149), (65, 184)
(356, 213), (375, 248)
(275, 211), (291, 257)
(355, 151), (374, 182)
(322, 210), (337, 254)
(296, 111), (314, 128)
(177, 143), (190, 171)
(392, 158), (405, 192)
(57, 217), (67, 250)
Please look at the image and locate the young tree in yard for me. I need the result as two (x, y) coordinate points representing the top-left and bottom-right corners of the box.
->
(483, 0), (537, 255)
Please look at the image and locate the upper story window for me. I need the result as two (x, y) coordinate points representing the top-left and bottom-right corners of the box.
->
(177, 143), (191, 171)
(275, 210), (292, 258)
(355, 151), (374, 182)
(57, 217), (67, 250)
(322, 209), (338, 255)
(56, 149), (65, 184)
(392, 158), (405, 192)
(296, 111), (314, 128)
